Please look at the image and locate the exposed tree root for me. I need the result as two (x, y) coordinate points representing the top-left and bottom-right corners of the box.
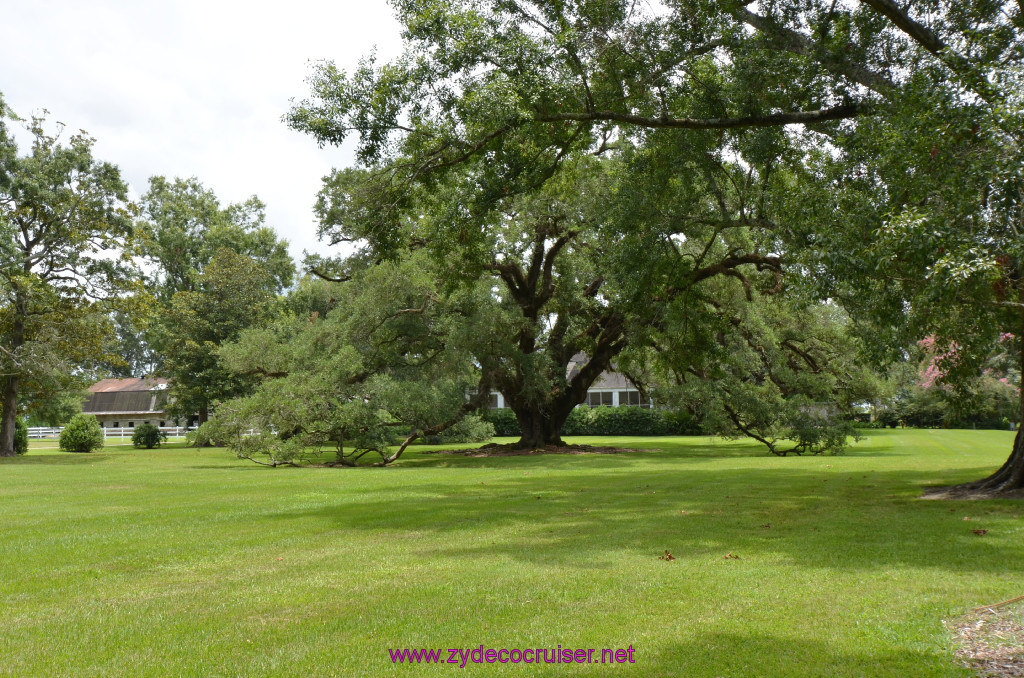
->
(923, 484), (1024, 500)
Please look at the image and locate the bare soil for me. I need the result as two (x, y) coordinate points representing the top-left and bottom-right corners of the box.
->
(946, 605), (1024, 677)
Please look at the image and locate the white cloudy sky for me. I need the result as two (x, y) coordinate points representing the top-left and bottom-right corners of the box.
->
(0, 0), (404, 263)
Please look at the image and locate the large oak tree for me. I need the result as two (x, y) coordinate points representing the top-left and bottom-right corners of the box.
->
(286, 0), (1024, 486)
(0, 98), (138, 456)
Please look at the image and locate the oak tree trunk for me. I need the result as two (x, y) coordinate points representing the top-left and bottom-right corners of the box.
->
(513, 404), (572, 448)
(505, 379), (588, 448)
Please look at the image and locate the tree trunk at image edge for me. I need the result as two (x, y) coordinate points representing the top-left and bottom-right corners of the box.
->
(0, 313), (24, 457)
(970, 428), (1024, 492)
(956, 284), (1024, 494)
(0, 375), (19, 457)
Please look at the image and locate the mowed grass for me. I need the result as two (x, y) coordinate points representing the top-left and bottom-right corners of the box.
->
(1, 429), (1021, 677)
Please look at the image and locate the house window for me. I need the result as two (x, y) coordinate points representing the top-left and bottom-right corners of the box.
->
(159, 421), (165, 427)
(488, 393), (500, 409)
(127, 421), (134, 428)
(588, 391), (613, 407)
(113, 421), (119, 428)
(618, 390), (652, 408)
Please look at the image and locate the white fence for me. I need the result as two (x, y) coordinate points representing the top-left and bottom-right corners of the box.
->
(27, 426), (192, 441)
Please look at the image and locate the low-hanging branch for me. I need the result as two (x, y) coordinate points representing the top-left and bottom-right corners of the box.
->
(377, 373), (495, 465)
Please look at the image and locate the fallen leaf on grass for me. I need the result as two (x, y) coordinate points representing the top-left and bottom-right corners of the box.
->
(972, 529), (989, 536)
(723, 552), (740, 560)
(760, 523), (771, 529)
(963, 516), (971, 521)
(659, 550), (676, 561)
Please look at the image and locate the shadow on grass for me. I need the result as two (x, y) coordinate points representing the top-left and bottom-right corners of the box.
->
(267, 459), (1024, 577)
(569, 632), (958, 677)
(1, 452), (108, 465)
(195, 430), (918, 475)
(401, 437), (908, 469)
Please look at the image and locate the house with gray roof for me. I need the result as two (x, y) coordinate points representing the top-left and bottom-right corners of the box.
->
(81, 378), (172, 429)
(488, 354), (653, 410)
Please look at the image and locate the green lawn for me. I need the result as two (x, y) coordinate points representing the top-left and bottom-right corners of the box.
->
(1, 429), (1021, 677)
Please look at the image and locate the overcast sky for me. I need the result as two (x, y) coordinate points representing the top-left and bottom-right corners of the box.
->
(0, 0), (404, 264)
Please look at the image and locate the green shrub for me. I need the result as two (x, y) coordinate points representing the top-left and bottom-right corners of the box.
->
(59, 414), (105, 453)
(131, 422), (167, 449)
(560, 407), (591, 436)
(588, 406), (660, 435)
(481, 408), (520, 436)
(187, 420), (231, 448)
(14, 418), (28, 455)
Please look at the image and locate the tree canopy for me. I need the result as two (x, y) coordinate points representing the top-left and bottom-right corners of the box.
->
(161, 247), (284, 426)
(140, 175), (294, 300)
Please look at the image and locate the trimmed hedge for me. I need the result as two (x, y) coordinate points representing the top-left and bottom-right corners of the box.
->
(483, 406), (700, 437)
(483, 408), (520, 436)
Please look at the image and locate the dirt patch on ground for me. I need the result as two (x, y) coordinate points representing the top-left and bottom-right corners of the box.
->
(423, 442), (646, 457)
(946, 604), (1024, 677)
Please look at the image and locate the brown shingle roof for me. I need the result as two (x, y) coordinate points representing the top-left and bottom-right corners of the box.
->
(89, 378), (168, 393)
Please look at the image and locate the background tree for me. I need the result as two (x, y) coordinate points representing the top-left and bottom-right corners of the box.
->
(139, 176), (294, 301)
(874, 335), (1021, 430)
(0, 97), (138, 456)
(94, 309), (160, 378)
(22, 388), (87, 427)
(98, 176), (297, 381)
(161, 248), (282, 426)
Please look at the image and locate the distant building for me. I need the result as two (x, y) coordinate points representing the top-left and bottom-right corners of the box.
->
(488, 354), (653, 410)
(82, 378), (172, 429)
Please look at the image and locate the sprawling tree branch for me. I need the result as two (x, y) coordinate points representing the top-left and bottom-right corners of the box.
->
(536, 104), (865, 131)
(735, 8), (897, 95)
